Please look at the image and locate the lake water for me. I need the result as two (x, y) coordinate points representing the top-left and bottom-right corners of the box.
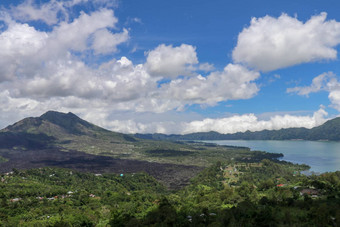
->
(205, 140), (340, 173)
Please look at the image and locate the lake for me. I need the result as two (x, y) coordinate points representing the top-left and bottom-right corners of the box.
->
(205, 140), (340, 173)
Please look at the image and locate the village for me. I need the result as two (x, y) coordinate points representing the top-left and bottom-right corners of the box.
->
(221, 162), (322, 199)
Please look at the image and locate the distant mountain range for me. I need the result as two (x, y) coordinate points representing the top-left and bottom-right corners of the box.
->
(135, 117), (340, 141)
(3, 111), (340, 145)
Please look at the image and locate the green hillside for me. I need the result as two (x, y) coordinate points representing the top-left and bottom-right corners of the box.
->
(309, 117), (340, 140)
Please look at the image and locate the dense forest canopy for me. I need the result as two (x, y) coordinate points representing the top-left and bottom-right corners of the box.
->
(0, 161), (339, 226)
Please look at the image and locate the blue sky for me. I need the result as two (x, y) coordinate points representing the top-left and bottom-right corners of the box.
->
(1, 0), (340, 134)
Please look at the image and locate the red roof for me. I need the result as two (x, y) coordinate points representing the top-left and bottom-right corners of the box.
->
(277, 184), (284, 187)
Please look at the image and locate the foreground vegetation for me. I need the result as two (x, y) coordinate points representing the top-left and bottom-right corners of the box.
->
(1, 159), (339, 226)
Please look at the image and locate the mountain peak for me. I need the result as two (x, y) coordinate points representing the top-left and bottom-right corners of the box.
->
(39, 110), (93, 134)
(40, 111), (78, 120)
(1, 111), (135, 149)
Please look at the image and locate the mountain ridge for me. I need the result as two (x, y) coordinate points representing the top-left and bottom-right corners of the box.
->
(4, 111), (340, 142)
(135, 117), (340, 141)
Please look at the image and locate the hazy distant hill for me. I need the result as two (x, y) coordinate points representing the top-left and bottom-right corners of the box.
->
(135, 117), (340, 141)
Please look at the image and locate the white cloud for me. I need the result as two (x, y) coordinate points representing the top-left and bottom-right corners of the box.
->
(329, 91), (340, 111)
(198, 62), (215, 72)
(9, 56), (156, 102)
(10, 0), (65, 25)
(287, 72), (340, 112)
(233, 12), (340, 71)
(0, 22), (48, 82)
(326, 77), (340, 111)
(87, 108), (328, 134)
(63, 0), (117, 8)
(8, 0), (118, 25)
(1, 37), (259, 115)
(182, 108), (328, 134)
(48, 9), (118, 54)
(145, 44), (198, 78)
(287, 72), (333, 96)
(92, 28), (129, 54)
(0, 9), (127, 82)
(0, 16), (262, 116)
(161, 64), (260, 105)
(0, 90), (45, 129)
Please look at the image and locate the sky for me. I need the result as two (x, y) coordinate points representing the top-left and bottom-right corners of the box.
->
(1, 0), (340, 134)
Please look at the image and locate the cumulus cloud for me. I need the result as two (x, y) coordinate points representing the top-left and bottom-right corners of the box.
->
(9, 57), (156, 102)
(92, 28), (129, 54)
(160, 64), (260, 105)
(198, 63), (215, 72)
(0, 90), (46, 129)
(182, 108), (328, 134)
(48, 9), (118, 54)
(329, 91), (340, 111)
(287, 72), (340, 112)
(9, 0), (65, 25)
(92, 108), (328, 134)
(233, 12), (340, 71)
(106, 120), (170, 134)
(287, 72), (333, 96)
(0, 9), (125, 82)
(8, 0), (118, 25)
(0, 22), (48, 82)
(326, 76), (340, 111)
(0, 37), (258, 115)
(145, 44), (198, 78)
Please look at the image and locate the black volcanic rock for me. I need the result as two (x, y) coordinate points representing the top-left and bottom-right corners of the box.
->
(0, 132), (55, 149)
